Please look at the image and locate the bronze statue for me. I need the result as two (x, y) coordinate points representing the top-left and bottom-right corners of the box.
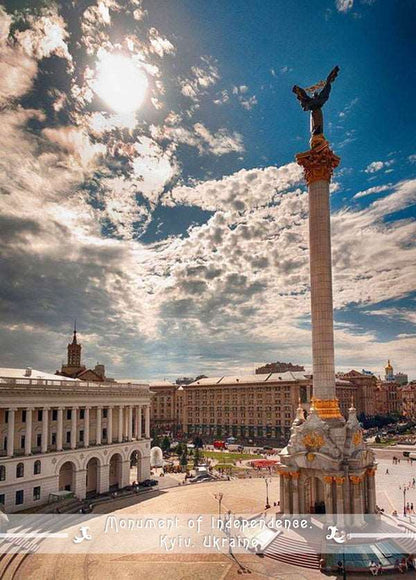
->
(292, 66), (339, 137)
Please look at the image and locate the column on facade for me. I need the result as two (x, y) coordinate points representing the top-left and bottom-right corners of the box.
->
(41, 407), (49, 453)
(108, 406), (113, 444)
(118, 406), (124, 443)
(57, 407), (64, 451)
(291, 472), (300, 514)
(136, 406), (142, 439)
(279, 474), (285, 513)
(323, 476), (334, 520)
(7, 407), (16, 457)
(335, 476), (345, 523)
(366, 468), (377, 513)
(145, 405), (150, 438)
(84, 407), (90, 448)
(25, 407), (33, 455)
(70, 407), (78, 450)
(283, 474), (291, 514)
(128, 406), (133, 441)
(96, 406), (102, 445)
(350, 475), (364, 526)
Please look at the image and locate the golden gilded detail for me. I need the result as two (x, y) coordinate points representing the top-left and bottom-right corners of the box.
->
(349, 475), (363, 485)
(302, 432), (325, 450)
(323, 476), (334, 484)
(306, 452), (315, 462)
(352, 431), (363, 446)
(334, 476), (345, 485)
(311, 397), (343, 419)
(290, 471), (300, 479)
(366, 468), (377, 477)
(296, 139), (340, 186)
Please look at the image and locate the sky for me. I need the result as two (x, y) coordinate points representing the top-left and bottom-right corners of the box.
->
(0, 0), (415, 380)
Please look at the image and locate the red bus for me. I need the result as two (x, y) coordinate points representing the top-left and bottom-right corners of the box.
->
(213, 440), (227, 450)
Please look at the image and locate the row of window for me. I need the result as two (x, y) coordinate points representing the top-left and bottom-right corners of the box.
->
(2, 427), (111, 452)
(0, 460), (41, 481)
(0, 487), (41, 507)
(4, 408), (109, 423)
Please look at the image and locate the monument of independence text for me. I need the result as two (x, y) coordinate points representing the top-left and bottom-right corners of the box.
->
(278, 67), (377, 523)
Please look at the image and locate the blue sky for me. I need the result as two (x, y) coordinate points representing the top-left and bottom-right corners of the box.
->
(0, 0), (415, 379)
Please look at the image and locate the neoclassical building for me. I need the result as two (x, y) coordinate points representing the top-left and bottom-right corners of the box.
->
(0, 368), (151, 513)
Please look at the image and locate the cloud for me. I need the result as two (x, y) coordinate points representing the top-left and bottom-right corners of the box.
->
(365, 160), (394, 173)
(353, 183), (392, 199)
(151, 120), (244, 157)
(408, 154), (416, 164)
(180, 56), (220, 103)
(336, 0), (354, 12)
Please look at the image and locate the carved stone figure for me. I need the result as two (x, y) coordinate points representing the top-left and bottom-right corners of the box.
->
(292, 66), (339, 136)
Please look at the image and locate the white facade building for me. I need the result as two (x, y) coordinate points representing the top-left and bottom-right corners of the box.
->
(0, 369), (152, 513)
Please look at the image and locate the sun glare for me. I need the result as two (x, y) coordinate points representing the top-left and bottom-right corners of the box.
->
(93, 53), (148, 114)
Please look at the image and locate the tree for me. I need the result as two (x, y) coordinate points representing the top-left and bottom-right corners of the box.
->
(180, 450), (188, 472)
(193, 436), (203, 449)
(161, 436), (171, 452)
(151, 436), (161, 448)
(193, 448), (203, 468)
(176, 443), (183, 456)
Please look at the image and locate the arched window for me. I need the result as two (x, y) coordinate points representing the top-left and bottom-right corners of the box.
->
(0, 465), (5, 481)
(16, 463), (24, 478)
(34, 460), (41, 475)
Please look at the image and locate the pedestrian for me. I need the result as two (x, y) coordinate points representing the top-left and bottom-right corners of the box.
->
(369, 560), (378, 576)
(337, 561), (344, 575)
(412, 503), (414, 512)
(385, 468), (389, 475)
(377, 563), (383, 575)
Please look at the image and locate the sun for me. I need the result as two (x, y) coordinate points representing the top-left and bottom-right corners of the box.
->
(93, 53), (148, 114)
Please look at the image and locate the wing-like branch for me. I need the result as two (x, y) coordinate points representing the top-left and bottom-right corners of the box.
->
(292, 85), (312, 111)
(326, 65), (340, 84)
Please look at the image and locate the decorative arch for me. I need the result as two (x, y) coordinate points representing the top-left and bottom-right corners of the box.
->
(0, 465), (5, 481)
(109, 452), (122, 489)
(34, 460), (41, 475)
(85, 456), (100, 496)
(58, 460), (76, 492)
(129, 448), (144, 483)
(55, 454), (82, 474)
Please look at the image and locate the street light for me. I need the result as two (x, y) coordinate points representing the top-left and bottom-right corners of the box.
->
(214, 492), (224, 520)
(264, 477), (271, 510)
(399, 484), (409, 518)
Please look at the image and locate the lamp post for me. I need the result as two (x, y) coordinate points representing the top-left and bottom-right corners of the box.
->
(214, 492), (224, 520)
(399, 484), (408, 518)
(264, 477), (271, 510)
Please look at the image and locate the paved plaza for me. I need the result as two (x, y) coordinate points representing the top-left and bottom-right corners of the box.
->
(7, 448), (416, 580)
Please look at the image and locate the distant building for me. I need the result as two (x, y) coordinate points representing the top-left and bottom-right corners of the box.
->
(336, 370), (377, 417)
(149, 381), (183, 436)
(400, 381), (416, 419)
(56, 326), (112, 382)
(255, 361), (305, 375)
(394, 372), (409, 386)
(182, 372), (311, 440)
(375, 381), (401, 415)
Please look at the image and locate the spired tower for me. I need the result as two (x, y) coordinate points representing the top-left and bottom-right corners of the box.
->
(278, 68), (377, 523)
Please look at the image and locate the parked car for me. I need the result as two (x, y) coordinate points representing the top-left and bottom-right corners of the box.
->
(189, 473), (212, 483)
(140, 479), (158, 487)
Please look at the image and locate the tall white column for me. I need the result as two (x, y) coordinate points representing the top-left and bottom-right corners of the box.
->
(57, 407), (64, 451)
(137, 406), (142, 439)
(145, 405), (150, 438)
(70, 407), (77, 449)
(96, 406), (102, 445)
(84, 407), (90, 448)
(296, 143), (341, 417)
(41, 407), (49, 453)
(108, 406), (113, 443)
(7, 408), (16, 457)
(128, 406), (133, 441)
(118, 406), (123, 443)
(25, 407), (33, 455)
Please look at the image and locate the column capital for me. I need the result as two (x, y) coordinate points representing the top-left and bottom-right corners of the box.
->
(8, 407), (18, 412)
(295, 139), (340, 185)
(42, 406), (50, 411)
(25, 406), (35, 411)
